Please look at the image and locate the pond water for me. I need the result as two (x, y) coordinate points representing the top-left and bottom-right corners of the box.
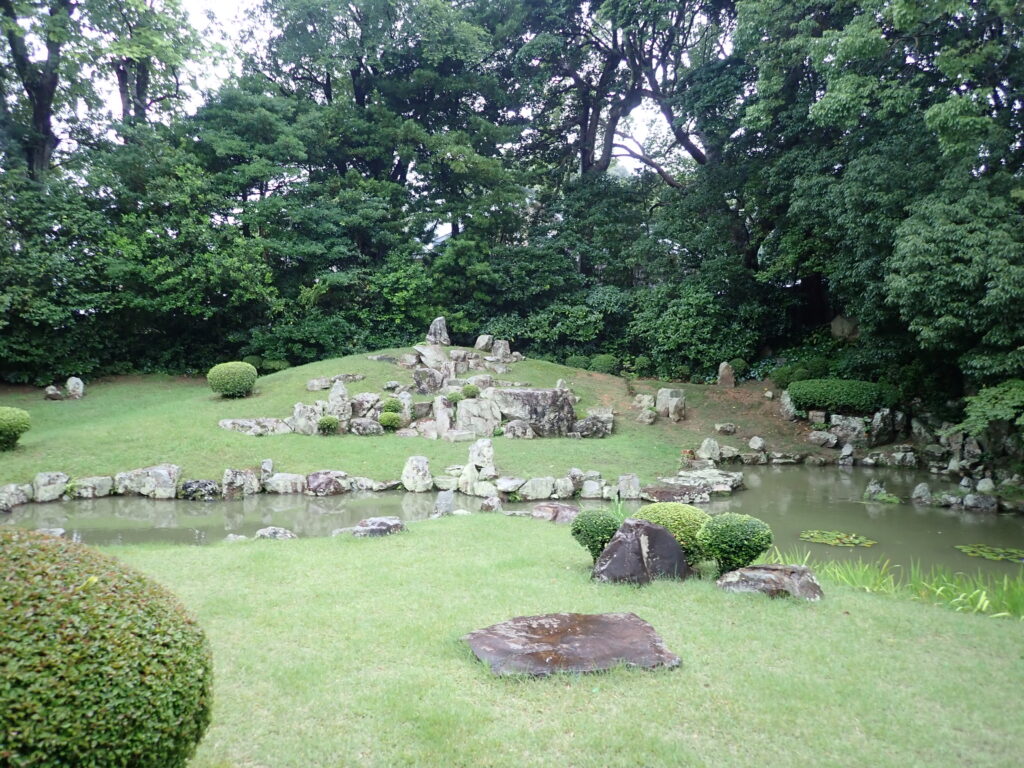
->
(4, 467), (1024, 575)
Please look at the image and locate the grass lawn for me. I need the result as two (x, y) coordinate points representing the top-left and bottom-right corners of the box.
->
(111, 515), (1024, 768)
(0, 349), (818, 487)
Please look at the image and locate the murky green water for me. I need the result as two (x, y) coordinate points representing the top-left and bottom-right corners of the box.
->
(4, 467), (1023, 574)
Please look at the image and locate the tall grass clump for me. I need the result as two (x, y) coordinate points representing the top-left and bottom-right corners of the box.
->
(764, 547), (1024, 619)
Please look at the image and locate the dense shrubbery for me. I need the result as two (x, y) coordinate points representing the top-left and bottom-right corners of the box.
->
(565, 354), (590, 370)
(728, 358), (749, 379)
(953, 380), (1024, 438)
(242, 355), (263, 371)
(590, 353), (620, 374)
(206, 361), (258, 397)
(318, 416), (339, 435)
(570, 508), (624, 562)
(380, 397), (403, 413)
(462, 384), (480, 399)
(447, 391), (465, 404)
(378, 412), (401, 431)
(631, 354), (653, 377)
(788, 378), (898, 414)
(0, 529), (212, 767)
(0, 406), (31, 451)
(635, 503), (710, 560)
(261, 359), (291, 373)
(697, 513), (774, 576)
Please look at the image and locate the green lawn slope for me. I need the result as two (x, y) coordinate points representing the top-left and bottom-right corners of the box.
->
(0, 349), (815, 486)
(111, 515), (1024, 768)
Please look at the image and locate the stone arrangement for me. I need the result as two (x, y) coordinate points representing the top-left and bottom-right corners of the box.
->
(592, 519), (694, 585)
(42, 376), (85, 401)
(218, 317), (615, 442)
(715, 564), (824, 601)
(463, 612), (680, 677)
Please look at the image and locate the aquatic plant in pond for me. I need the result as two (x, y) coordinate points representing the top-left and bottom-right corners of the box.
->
(954, 545), (1024, 563)
(800, 530), (878, 548)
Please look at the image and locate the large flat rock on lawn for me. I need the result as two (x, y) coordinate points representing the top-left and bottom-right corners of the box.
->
(463, 612), (680, 676)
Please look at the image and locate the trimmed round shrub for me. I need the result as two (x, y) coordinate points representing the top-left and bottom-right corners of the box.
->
(565, 354), (590, 370)
(241, 354), (263, 371)
(696, 513), (774, 576)
(590, 353), (620, 374)
(0, 406), (31, 451)
(318, 415), (340, 435)
(788, 378), (898, 415)
(570, 508), (624, 562)
(462, 384), (480, 399)
(0, 529), (212, 767)
(447, 391), (465, 405)
(380, 397), (403, 413)
(378, 412), (401, 431)
(261, 358), (291, 373)
(206, 361), (258, 398)
(634, 502), (710, 560)
(632, 354), (653, 377)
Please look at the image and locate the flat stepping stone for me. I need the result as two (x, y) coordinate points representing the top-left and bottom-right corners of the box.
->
(463, 612), (679, 676)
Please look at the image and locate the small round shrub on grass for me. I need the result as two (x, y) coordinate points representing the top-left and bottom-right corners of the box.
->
(380, 397), (403, 413)
(0, 529), (212, 768)
(590, 353), (620, 374)
(697, 513), (774, 576)
(565, 354), (590, 370)
(462, 384), (480, 399)
(634, 502), (710, 560)
(571, 508), (625, 562)
(206, 361), (258, 398)
(318, 416), (340, 435)
(0, 406), (31, 451)
(378, 412), (402, 431)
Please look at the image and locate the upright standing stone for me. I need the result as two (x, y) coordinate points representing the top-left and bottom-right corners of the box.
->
(491, 339), (512, 362)
(655, 389), (683, 417)
(474, 334), (494, 352)
(401, 456), (433, 492)
(426, 316), (450, 346)
(65, 377), (85, 399)
(717, 361), (735, 387)
(592, 519), (694, 584)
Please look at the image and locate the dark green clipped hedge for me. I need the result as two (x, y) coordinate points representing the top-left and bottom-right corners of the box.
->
(0, 406), (31, 451)
(0, 529), (212, 767)
(697, 513), (774, 576)
(787, 378), (898, 414)
(206, 361), (258, 398)
(570, 509), (624, 562)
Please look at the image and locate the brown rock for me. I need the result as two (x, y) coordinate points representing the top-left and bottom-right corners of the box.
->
(530, 501), (580, 524)
(463, 612), (680, 676)
(592, 519), (694, 584)
(716, 564), (824, 601)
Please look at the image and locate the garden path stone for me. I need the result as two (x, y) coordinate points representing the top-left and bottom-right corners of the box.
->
(463, 612), (680, 676)
(592, 519), (693, 585)
(716, 564), (824, 601)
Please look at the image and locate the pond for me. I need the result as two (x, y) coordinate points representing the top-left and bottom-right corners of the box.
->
(4, 466), (1023, 575)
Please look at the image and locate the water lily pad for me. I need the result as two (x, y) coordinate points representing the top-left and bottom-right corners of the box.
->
(954, 544), (1024, 563)
(800, 530), (877, 548)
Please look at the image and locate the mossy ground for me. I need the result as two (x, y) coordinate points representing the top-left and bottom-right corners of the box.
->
(0, 349), (821, 486)
(108, 515), (1024, 768)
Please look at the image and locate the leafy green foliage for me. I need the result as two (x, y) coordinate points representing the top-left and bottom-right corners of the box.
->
(378, 412), (401, 431)
(570, 508), (625, 563)
(800, 530), (877, 548)
(565, 355), (591, 371)
(788, 378), (897, 414)
(0, 406), (31, 451)
(380, 398), (404, 414)
(462, 384), (480, 399)
(207, 362), (258, 398)
(697, 513), (774, 576)
(952, 380), (1024, 438)
(589, 354), (620, 375)
(318, 416), (340, 435)
(0, 529), (212, 767)
(634, 503), (710, 560)
(728, 358), (750, 379)
(447, 392), (465, 405)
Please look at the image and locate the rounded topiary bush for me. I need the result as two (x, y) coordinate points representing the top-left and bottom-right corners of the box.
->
(696, 513), (774, 576)
(206, 361), (258, 398)
(632, 354), (653, 377)
(462, 384), (480, 399)
(634, 502), (710, 560)
(590, 353), (620, 374)
(318, 415), (339, 435)
(241, 354), (263, 371)
(447, 391), (465, 405)
(565, 354), (590, 370)
(0, 529), (212, 768)
(378, 412), (401, 431)
(0, 406), (31, 451)
(380, 397), (403, 414)
(570, 509), (624, 562)
(728, 357), (749, 379)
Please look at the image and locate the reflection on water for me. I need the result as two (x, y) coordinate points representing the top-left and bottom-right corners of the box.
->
(3, 467), (1024, 574)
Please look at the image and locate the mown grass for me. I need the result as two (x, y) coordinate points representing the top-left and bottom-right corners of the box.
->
(765, 547), (1024, 619)
(0, 349), (814, 487)
(109, 515), (1024, 768)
